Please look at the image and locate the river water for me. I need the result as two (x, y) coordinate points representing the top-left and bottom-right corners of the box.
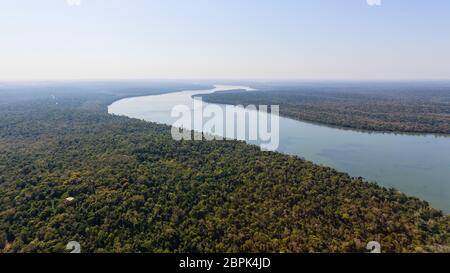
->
(109, 85), (450, 212)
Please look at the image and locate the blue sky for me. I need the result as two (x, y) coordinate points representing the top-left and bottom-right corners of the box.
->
(0, 0), (449, 80)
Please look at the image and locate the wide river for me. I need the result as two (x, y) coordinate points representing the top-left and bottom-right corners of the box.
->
(109, 85), (450, 212)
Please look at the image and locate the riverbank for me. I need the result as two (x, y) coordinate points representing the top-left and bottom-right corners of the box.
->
(109, 85), (450, 212)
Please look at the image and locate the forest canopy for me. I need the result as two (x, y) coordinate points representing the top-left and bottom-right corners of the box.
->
(200, 82), (450, 134)
(0, 82), (449, 253)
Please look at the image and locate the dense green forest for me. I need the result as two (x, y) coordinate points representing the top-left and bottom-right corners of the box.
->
(200, 82), (450, 134)
(0, 82), (449, 253)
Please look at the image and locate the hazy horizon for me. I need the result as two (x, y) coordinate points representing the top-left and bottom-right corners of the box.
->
(1, 0), (450, 81)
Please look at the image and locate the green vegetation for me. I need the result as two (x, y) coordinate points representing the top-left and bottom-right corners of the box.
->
(0, 82), (449, 253)
(200, 82), (450, 134)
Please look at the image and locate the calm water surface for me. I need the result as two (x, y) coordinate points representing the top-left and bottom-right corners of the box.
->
(109, 85), (450, 212)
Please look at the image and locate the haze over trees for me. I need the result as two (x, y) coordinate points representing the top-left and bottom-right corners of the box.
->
(0, 82), (449, 253)
(200, 82), (450, 134)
